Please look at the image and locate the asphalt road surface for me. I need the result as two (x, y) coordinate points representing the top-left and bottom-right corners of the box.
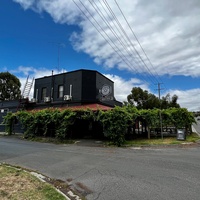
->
(0, 137), (200, 200)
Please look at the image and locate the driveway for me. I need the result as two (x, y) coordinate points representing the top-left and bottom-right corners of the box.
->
(0, 136), (200, 200)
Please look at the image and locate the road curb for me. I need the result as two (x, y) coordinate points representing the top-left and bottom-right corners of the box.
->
(0, 163), (82, 200)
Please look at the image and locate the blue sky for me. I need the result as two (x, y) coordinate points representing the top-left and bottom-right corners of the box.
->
(1, 0), (200, 111)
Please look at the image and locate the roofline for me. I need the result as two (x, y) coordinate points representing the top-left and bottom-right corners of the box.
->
(35, 69), (114, 83)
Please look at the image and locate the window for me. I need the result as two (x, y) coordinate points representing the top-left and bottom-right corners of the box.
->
(58, 85), (64, 98)
(41, 87), (47, 100)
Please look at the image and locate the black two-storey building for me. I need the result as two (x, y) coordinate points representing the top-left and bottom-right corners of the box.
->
(31, 69), (121, 109)
(0, 69), (122, 133)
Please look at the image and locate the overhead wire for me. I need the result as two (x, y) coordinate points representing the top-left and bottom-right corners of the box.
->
(73, 0), (150, 85)
(95, 0), (153, 80)
(114, 0), (164, 85)
(72, 0), (164, 88)
(87, 0), (144, 74)
(103, 0), (159, 85)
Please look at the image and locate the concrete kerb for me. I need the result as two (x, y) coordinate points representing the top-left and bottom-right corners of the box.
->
(0, 163), (82, 200)
(31, 172), (82, 200)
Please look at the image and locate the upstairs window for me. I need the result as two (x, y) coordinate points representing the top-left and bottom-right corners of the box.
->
(41, 87), (47, 100)
(58, 85), (64, 98)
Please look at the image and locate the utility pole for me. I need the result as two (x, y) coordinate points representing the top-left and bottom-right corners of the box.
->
(157, 83), (164, 139)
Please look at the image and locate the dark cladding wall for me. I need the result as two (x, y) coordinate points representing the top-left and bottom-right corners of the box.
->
(52, 70), (82, 102)
(33, 69), (121, 107)
(34, 76), (51, 102)
(81, 70), (96, 102)
(34, 71), (82, 103)
(0, 100), (19, 112)
(0, 100), (21, 132)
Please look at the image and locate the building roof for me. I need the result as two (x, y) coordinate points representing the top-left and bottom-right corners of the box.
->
(64, 103), (113, 111)
(27, 103), (113, 112)
(35, 69), (114, 83)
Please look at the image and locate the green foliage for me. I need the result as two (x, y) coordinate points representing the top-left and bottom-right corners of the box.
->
(161, 94), (180, 109)
(99, 107), (132, 146)
(139, 109), (160, 128)
(80, 109), (98, 121)
(169, 108), (195, 133)
(2, 112), (16, 135)
(127, 87), (180, 109)
(54, 109), (76, 140)
(16, 109), (76, 139)
(17, 110), (36, 138)
(0, 72), (21, 101)
(161, 109), (173, 127)
(3, 106), (195, 143)
(127, 87), (160, 109)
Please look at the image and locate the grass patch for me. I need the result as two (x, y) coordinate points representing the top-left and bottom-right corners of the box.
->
(0, 164), (66, 200)
(185, 132), (200, 143)
(124, 132), (200, 147)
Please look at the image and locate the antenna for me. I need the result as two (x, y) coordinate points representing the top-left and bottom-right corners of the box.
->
(50, 42), (65, 72)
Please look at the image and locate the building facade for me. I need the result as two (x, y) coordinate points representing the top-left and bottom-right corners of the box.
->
(0, 69), (122, 131)
(31, 69), (121, 109)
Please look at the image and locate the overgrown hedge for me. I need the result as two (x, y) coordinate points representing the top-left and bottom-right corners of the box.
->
(2, 106), (195, 146)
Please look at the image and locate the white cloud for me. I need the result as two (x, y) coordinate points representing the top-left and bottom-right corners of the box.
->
(13, 0), (200, 78)
(13, 0), (35, 10)
(11, 66), (65, 99)
(105, 73), (200, 111)
(12, 0), (200, 111)
(104, 74), (149, 102)
(165, 89), (200, 111)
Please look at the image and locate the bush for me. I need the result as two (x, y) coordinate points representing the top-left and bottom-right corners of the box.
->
(99, 107), (132, 146)
(2, 112), (16, 135)
(54, 109), (76, 140)
(3, 106), (196, 144)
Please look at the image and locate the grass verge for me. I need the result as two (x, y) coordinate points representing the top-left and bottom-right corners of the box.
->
(0, 164), (66, 200)
(124, 132), (200, 147)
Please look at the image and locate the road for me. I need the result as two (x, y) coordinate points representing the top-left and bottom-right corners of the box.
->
(0, 137), (200, 200)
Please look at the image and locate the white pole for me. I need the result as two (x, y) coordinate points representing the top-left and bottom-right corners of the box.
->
(70, 85), (72, 98)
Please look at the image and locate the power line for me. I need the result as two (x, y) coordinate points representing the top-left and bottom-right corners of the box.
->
(114, 0), (164, 85)
(111, 0), (160, 84)
(87, 0), (145, 75)
(72, 0), (164, 88)
(73, 0), (149, 85)
(96, 0), (156, 82)
(75, 0), (155, 85)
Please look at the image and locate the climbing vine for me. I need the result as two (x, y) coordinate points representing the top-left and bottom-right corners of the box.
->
(2, 107), (195, 145)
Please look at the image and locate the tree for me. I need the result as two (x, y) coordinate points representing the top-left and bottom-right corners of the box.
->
(127, 87), (160, 109)
(161, 93), (180, 109)
(127, 87), (180, 109)
(0, 72), (21, 101)
(170, 94), (180, 108)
